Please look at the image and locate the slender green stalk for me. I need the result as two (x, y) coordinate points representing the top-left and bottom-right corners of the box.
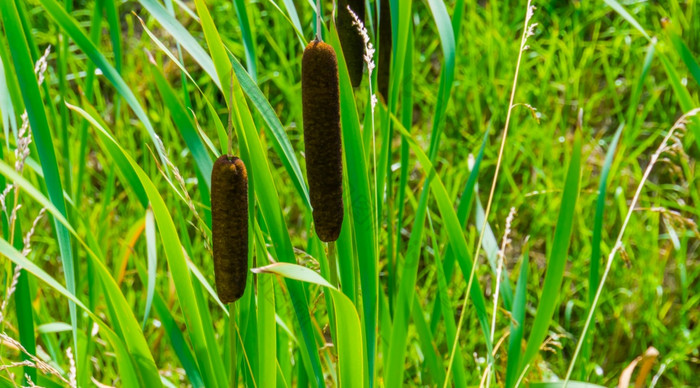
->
(230, 303), (237, 388)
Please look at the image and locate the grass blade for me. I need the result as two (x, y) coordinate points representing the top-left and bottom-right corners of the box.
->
(520, 131), (582, 374)
(505, 246), (529, 388)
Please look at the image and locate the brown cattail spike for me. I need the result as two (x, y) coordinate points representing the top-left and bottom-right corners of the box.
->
(211, 155), (249, 303)
(302, 40), (343, 242)
(378, 0), (392, 100)
(337, 0), (365, 87)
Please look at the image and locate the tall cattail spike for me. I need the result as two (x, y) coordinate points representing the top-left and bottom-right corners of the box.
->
(302, 40), (344, 242)
(337, 0), (365, 87)
(211, 155), (249, 303)
(378, 0), (392, 100)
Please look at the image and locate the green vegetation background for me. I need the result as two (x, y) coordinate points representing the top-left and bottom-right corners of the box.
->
(0, 0), (698, 387)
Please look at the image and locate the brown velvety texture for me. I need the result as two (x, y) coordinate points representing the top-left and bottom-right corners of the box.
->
(211, 155), (249, 303)
(337, 0), (365, 87)
(378, 0), (392, 100)
(302, 40), (343, 242)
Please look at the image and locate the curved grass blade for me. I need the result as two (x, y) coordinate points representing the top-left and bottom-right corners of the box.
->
(254, 225), (276, 388)
(580, 123), (623, 377)
(143, 207), (157, 329)
(253, 263), (365, 388)
(602, 0), (651, 41)
(519, 131), (582, 374)
(62, 102), (225, 387)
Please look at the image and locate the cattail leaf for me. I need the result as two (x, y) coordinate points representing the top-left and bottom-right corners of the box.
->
(252, 262), (365, 388)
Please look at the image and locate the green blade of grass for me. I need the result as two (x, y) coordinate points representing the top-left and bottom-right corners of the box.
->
(139, 0), (220, 88)
(15, 267), (37, 385)
(658, 51), (700, 149)
(143, 207), (157, 329)
(132, 220), (206, 388)
(233, 0), (257, 81)
(428, 213), (466, 388)
(68, 102), (225, 388)
(104, 0), (122, 74)
(505, 245), (529, 388)
(667, 31), (700, 87)
(254, 224), (276, 388)
(580, 123), (623, 378)
(229, 54), (310, 209)
(0, 159), (163, 386)
(520, 131), (582, 374)
(0, 53), (18, 147)
(148, 59), (213, 188)
(602, 0), (651, 41)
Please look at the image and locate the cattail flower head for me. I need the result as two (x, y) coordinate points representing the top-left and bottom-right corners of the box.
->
(337, 0), (365, 87)
(302, 40), (344, 242)
(211, 155), (249, 303)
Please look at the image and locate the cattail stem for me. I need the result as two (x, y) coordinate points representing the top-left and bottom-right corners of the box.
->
(315, 0), (322, 41)
(229, 303), (237, 388)
(327, 241), (338, 287)
(227, 68), (234, 157)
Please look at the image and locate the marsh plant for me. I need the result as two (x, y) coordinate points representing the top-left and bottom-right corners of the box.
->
(0, 0), (698, 387)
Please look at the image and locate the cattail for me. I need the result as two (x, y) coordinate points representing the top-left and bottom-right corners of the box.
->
(211, 155), (249, 303)
(377, 0), (392, 100)
(337, 0), (365, 87)
(302, 40), (344, 242)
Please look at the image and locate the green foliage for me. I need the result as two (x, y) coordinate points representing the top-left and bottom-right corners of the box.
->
(0, 0), (698, 386)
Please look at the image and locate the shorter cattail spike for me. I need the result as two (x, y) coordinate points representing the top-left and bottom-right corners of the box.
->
(211, 155), (249, 303)
(337, 0), (365, 87)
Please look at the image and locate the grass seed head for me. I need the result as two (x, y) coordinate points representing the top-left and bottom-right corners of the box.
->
(337, 0), (365, 87)
(302, 40), (343, 242)
(211, 155), (249, 303)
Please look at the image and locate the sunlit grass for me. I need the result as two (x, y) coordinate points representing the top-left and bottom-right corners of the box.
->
(0, 0), (698, 387)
